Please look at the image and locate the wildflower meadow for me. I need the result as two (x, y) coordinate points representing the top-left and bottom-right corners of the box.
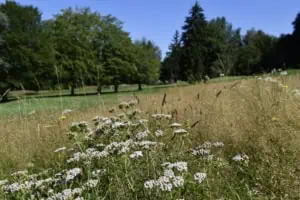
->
(0, 73), (300, 199)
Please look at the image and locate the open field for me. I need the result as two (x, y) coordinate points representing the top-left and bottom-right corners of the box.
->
(0, 74), (300, 199)
(0, 83), (188, 118)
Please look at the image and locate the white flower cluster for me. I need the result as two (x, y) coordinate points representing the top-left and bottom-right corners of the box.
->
(194, 172), (207, 184)
(170, 123), (182, 128)
(191, 141), (224, 157)
(119, 100), (138, 109)
(263, 77), (278, 83)
(129, 151), (143, 159)
(0, 179), (8, 186)
(83, 179), (99, 189)
(144, 170), (184, 191)
(173, 129), (187, 134)
(232, 153), (249, 162)
(62, 109), (73, 115)
(11, 170), (28, 177)
(67, 140), (162, 163)
(152, 114), (172, 120)
(292, 89), (300, 98)
(65, 168), (81, 182)
(46, 188), (83, 200)
(91, 169), (107, 178)
(136, 129), (150, 140)
(2, 177), (58, 193)
(162, 162), (188, 172)
(155, 129), (164, 137)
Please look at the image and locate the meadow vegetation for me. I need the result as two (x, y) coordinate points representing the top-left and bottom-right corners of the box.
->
(0, 74), (299, 199)
(1, 0), (300, 199)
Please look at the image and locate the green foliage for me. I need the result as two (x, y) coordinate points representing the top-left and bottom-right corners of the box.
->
(2, 0), (300, 98)
(207, 17), (242, 76)
(161, 30), (181, 83)
(0, 1), (53, 91)
(134, 38), (161, 88)
(180, 2), (209, 81)
(53, 7), (101, 95)
(235, 29), (277, 75)
(0, 10), (9, 96)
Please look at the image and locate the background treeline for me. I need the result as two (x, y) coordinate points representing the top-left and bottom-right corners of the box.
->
(1, 1), (300, 99)
(161, 2), (300, 83)
(0, 1), (161, 99)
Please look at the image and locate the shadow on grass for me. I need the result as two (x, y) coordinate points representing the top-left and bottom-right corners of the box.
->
(3, 84), (188, 104)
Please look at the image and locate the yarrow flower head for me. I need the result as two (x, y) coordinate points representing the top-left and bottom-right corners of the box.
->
(54, 147), (67, 153)
(136, 129), (150, 140)
(232, 153), (249, 163)
(152, 114), (172, 120)
(11, 170), (28, 177)
(162, 162), (188, 172)
(173, 129), (187, 134)
(155, 130), (164, 137)
(62, 109), (73, 115)
(129, 151), (143, 159)
(65, 168), (81, 182)
(194, 172), (207, 184)
(84, 179), (99, 189)
(170, 123), (182, 128)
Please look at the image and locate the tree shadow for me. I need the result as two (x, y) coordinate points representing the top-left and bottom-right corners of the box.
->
(2, 84), (187, 104)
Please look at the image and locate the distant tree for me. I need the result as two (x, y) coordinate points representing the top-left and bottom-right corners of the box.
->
(207, 17), (242, 76)
(275, 34), (293, 68)
(0, 10), (9, 102)
(53, 7), (101, 95)
(180, 2), (209, 82)
(0, 1), (49, 91)
(135, 38), (161, 90)
(100, 19), (137, 93)
(161, 30), (181, 83)
(235, 29), (277, 75)
(289, 12), (300, 67)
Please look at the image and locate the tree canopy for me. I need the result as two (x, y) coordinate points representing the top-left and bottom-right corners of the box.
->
(1, 0), (300, 99)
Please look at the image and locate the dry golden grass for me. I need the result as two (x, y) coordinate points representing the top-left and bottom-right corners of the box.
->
(1, 76), (300, 198)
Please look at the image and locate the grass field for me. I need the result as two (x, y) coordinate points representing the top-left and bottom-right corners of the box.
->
(0, 83), (188, 118)
(0, 73), (300, 199)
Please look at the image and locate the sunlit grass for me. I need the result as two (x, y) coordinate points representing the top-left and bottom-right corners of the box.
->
(0, 75), (300, 199)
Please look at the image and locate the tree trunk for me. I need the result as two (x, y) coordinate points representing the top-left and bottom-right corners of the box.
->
(114, 84), (119, 93)
(97, 85), (102, 94)
(0, 88), (10, 103)
(138, 83), (142, 91)
(0, 94), (8, 103)
(70, 84), (75, 96)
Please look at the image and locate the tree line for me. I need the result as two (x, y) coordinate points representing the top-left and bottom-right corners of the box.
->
(161, 2), (300, 83)
(1, 1), (300, 101)
(0, 1), (161, 101)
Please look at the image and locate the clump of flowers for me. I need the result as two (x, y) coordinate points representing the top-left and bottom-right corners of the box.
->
(136, 129), (150, 140)
(232, 153), (249, 162)
(155, 130), (164, 137)
(170, 123), (182, 128)
(152, 114), (172, 120)
(65, 168), (82, 182)
(194, 172), (207, 184)
(162, 162), (188, 172)
(129, 151), (143, 159)
(173, 129), (187, 135)
(144, 169), (184, 191)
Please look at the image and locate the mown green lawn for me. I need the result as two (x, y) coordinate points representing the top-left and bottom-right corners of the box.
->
(3, 70), (300, 118)
(0, 83), (187, 118)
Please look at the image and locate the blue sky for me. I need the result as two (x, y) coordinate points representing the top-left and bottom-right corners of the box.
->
(2, 0), (300, 57)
